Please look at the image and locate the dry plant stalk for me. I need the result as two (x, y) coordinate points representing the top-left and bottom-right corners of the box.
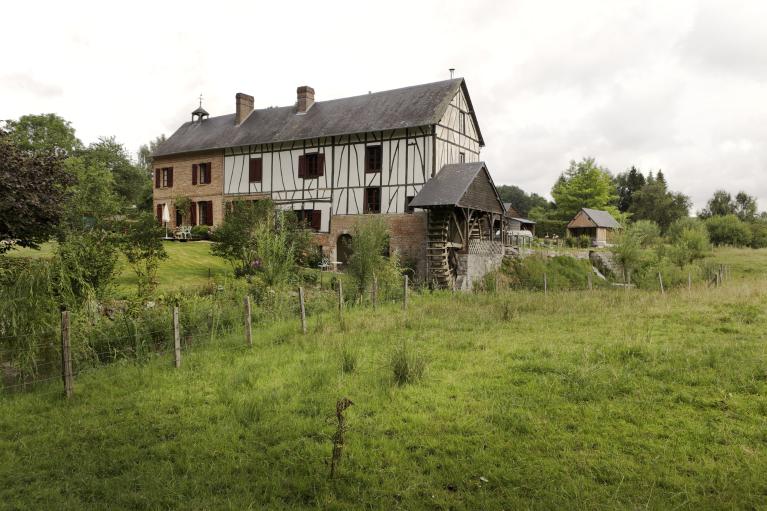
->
(329, 397), (354, 478)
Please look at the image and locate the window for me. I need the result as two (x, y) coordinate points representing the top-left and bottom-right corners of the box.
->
(365, 145), (383, 173)
(175, 207), (183, 226)
(405, 195), (415, 214)
(364, 187), (381, 214)
(193, 163), (211, 185)
(298, 153), (324, 179)
(197, 201), (213, 226)
(296, 209), (321, 231)
(155, 204), (163, 223)
(249, 158), (262, 183)
(459, 152), (465, 163)
(155, 167), (173, 188)
(459, 111), (466, 134)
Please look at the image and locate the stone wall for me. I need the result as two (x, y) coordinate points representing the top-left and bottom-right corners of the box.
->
(457, 240), (505, 290)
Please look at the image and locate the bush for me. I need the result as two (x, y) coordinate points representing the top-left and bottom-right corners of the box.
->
(749, 221), (767, 249)
(346, 217), (391, 295)
(667, 221), (710, 267)
(534, 220), (567, 238)
(627, 220), (661, 248)
(705, 215), (752, 247)
(191, 225), (210, 239)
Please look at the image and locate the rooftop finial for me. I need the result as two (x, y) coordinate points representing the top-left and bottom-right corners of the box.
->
(199, 93), (203, 108)
(449, 68), (455, 79)
(192, 94), (209, 123)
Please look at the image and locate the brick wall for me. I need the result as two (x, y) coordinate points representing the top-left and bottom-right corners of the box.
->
(152, 151), (225, 227)
(314, 212), (428, 277)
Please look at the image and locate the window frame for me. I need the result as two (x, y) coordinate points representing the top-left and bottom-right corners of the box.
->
(459, 111), (467, 135)
(364, 145), (383, 173)
(364, 187), (382, 214)
(161, 167), (173, 188)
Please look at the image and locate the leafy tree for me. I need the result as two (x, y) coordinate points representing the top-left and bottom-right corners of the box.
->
(551, 158), (618, 221)
(629, 180), (690, 233)
(0, 127), (74, 253)
(615, 166), (646, 212)
(61, 156), (120, 231)
(626, 220), (660, 248)
(347, 216), (391, 294)
(211, 200), (274, 275)
(699, 190), (735, 218)
(496, 185), (550, 217)
(749, 221), (767, 249)
(705, 214), (752, 247)
(79, 137), (150, 209)
(734, 192), (758, 222)
(120, 213), (168, 297)
(3, 114), (82, 157)
(610, 231), (642, 282)
(53, 230), (119, 303)
(666, 219), (710, 267)
(137, 134), (167, 175)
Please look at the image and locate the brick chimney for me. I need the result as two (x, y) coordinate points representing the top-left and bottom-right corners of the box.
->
(296, 86), (315, 114)
(235, 93), (254, 125)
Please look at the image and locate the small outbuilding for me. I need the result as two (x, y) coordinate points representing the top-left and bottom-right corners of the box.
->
(566, 208), (620, 246)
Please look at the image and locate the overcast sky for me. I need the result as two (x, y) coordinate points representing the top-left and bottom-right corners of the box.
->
(3, 0), (765, 211)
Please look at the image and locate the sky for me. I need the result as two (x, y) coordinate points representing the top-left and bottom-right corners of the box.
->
(3, 0), (765, 212)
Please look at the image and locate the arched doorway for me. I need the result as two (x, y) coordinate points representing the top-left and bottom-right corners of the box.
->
(337, 234), (353, 267)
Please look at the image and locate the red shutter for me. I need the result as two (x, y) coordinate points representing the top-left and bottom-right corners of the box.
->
(311, 210), (321, 231)
(298, 155), (306, 178)
(190, 202), (197, 226)
(192, 164), (198, 185)
(156, 204), (162, 222)
(317, 154), (325, 177)
(206, 201), (214, 225)
(206, 162), (212, 184)
(167, 168), (173, 187)
(155, 169), (160, 188)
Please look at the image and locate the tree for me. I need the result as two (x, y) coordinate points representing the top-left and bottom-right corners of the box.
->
(211, 200), (274, 276)
(137, 135), (167, 175)
(120, 213), (168, 297)
(699, 190), (735, 218)
(0, 127), (74, 253)
(734, 192), (758, 222)
(496, 185), (550, 217)
(615, 166), (646, 212)
(79, 137), (150, 210)
(551, 158), (617, 221)
(666, 218), (710, 267)
(61, 156), (120, 231)
(705, 214), (752, 247)
(346, 216), (390, 293)
(3, 114), (82, 157)
(629, 180), (690, 233)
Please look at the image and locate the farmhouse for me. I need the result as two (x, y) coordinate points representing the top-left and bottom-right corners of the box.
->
(152, 78), (506, 287)
(566, 208), (620, 246)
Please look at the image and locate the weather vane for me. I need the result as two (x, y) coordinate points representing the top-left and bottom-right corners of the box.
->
(199, 93), (203, 108)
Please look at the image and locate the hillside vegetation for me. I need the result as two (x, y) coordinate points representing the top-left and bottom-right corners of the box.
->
(2, 250), (766, 509)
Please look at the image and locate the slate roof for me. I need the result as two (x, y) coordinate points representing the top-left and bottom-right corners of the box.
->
(408, 162), (504, 213)
(154, 78), (483, 157)
(571, 208), (621, 229)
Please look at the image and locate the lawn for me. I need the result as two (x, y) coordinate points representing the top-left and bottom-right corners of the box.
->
(1, 253), (766, 509)
(9, 241), (233, 295)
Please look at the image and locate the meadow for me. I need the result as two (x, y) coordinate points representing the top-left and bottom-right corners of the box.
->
(1, 248), (766, 509)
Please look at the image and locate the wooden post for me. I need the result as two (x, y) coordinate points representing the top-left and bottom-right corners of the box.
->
(173, 306), (182, 368)
(658, 272), (664, 295)
(60, 311), (73, 399)
(688, 271), (692, 292)
(337, 279), (344, 317)
(299, 286), (307, 335)
(543, 273), (548, 295)
(587, 272), (593, 291)
(244, 296), (253, 347)
(403, 275), (409, 310)
(371, 275), (378, 309)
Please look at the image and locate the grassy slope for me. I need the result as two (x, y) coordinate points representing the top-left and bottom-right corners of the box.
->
(2, 263), (767, 508)
(9, 241), (232, 295)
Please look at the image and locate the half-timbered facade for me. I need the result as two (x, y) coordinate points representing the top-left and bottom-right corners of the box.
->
(152, 78), (489, 276)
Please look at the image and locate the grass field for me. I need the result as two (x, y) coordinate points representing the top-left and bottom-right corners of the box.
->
(1, 251), (766, 509)
(9, 241), (232, 295)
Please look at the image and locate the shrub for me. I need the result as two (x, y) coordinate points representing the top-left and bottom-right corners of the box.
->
(748, 221), (767, 249)
(667, 221), (710, 267)
(120, 213), (168, 297)
(390, 341), (426, 385)
(346, 217), (391, 295)
(705, 215), (752, 247)
(53, 230), (119, 304)
(191, 225), (210, 239)
(627, 220), (661, 248)
(211, 200), (273, 275)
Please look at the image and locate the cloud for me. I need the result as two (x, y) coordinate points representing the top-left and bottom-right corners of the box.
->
(0, 74), (62, 98)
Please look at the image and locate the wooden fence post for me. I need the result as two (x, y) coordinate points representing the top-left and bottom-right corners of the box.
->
(244, 296), (253, 347)
(403, 275), (409, 310)
(173, 306), (182, 368)
(371, 275), (378, 309)
(587, 272), (593, 291)
(688, 271), (692, 292)
(658, 272), (665, 295)
(299, 286), (307, 335)
(543, 273), (548, 296)
(60, 311), (73, 399)
(337, 279), (344, 317)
